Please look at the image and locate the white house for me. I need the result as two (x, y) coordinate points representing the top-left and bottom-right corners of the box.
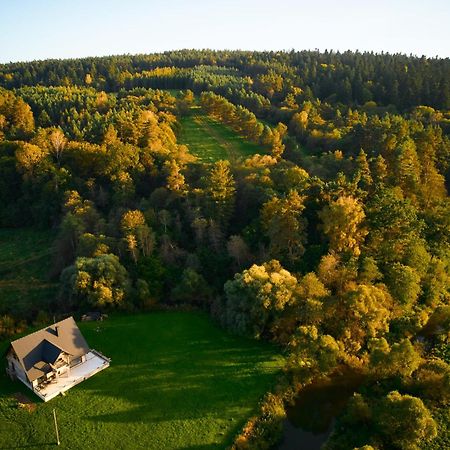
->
(6, 316), (110, 401)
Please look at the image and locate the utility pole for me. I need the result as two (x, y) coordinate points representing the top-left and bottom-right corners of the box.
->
(53, 408), (60, 446)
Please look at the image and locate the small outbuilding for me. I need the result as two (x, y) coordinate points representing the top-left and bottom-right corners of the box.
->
(6, 316), (110, 402)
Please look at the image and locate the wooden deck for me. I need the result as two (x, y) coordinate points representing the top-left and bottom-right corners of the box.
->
(17, 351), (110, 402)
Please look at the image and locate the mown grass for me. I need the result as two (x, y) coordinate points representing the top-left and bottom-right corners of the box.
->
(0, 228), (58, 316)
(0, 312), (283, 449)
(178, 111), (263, 163)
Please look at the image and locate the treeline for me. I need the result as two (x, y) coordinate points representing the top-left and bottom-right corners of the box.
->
(11, 86), (177, 142)
(1, 50), (449, 110)
(200, 91), (286, 157)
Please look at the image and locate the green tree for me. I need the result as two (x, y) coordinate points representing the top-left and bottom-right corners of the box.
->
(395, 138), (421, 199)
(374, 391), (437, 450)
(287, 325), (341, 380)
(224, 260), (297, 338)
(386, 263), (421, 309)
(261, 190), (307, 264)
(171, 268), (212, 307)
(204, 160), (236, 227)
(356, 149), (373, 190)
(60, 254), (130, 309)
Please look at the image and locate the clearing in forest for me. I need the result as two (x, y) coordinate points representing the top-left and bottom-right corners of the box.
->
(0, 312), (282, 449)
(178, 112), (263, 163)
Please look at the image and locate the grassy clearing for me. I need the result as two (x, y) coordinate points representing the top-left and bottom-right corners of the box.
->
(0, 312), (283, 449)
(178, 111), (263, 163)
(0, 228), (58, 316)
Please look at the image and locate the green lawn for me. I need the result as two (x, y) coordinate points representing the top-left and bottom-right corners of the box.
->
(178, 111), (263, 163)
(0, 312), (283, 449)
(0, 228), (58, 317)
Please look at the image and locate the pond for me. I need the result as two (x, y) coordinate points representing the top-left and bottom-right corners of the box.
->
(278, 370), (365, 450)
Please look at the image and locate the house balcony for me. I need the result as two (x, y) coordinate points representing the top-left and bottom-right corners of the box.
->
(32, 350), (110, 402)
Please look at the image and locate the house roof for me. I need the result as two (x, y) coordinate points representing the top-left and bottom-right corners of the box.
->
(9, 317), (90, 382)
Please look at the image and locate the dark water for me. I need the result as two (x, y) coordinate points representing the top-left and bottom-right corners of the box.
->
(278, 371), (364, 450)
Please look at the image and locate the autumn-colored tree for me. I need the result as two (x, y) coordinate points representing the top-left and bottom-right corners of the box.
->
(164, 159), (187, 194)
(369, 338), (422, 378)
(204, 160), (236, 227)
(15, 142), (49, 179)
(224, 260), (297, 338)
(177, 89), (194, 115)
(329, 283), (393, 354)
(0, 89), (34, 139)
(319, 195), (367, 256)
(49, 128), (67, 165)
(120, 210), (155, 259)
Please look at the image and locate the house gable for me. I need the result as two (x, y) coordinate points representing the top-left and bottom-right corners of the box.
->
(9, 317), (90, 383)
(6, 317), (110, 402)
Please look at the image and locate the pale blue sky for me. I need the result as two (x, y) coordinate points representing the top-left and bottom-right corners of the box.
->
(0, 0), (449, 63)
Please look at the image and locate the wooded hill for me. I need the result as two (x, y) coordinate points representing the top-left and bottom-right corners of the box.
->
(0, 49), (449, 450)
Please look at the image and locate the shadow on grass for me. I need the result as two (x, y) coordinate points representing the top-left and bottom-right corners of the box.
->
(81, 340), (278, 423)
(0, 312), (282, 449)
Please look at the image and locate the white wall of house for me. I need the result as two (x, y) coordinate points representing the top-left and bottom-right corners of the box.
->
(7, 356), (28, 385)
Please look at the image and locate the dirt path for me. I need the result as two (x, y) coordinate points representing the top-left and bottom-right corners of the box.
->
(0, 280), (57, 289)
(0, 248), (53, 272)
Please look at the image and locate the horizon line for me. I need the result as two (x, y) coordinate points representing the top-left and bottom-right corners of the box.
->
(1, 47), (448, 66)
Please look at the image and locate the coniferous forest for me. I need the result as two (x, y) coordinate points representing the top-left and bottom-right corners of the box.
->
(0, 50), (449, 449)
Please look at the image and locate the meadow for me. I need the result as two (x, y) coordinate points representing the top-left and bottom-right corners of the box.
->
(0, 228), (58, 318)
(178, 111), (263, 163)
(0, 312), (283, 449)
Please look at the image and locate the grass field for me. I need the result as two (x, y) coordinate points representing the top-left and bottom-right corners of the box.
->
(178, 111), (263, 163)
(0, 312), (283, 449)
(0, 228), (58, 317)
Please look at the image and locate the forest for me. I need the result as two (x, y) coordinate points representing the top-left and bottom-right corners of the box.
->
(0, 50), (449, 450)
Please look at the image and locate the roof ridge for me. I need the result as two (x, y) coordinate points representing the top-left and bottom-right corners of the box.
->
(10, 316), (74, 344)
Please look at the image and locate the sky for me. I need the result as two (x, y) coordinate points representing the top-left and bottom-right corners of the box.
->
(0, 0), (449, 63)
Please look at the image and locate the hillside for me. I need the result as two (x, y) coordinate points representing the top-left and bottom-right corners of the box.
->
(0, 50), (448, 450)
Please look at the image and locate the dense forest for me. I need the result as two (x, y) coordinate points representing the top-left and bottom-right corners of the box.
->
(0, 50), (449, 450)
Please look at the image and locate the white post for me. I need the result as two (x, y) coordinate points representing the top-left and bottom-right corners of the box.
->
(53, 408), (60, 446)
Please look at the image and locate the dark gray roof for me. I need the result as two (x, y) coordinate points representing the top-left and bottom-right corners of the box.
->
(9, 317), (90, 382)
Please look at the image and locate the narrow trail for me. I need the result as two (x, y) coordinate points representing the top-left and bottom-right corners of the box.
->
(0, 248), (53, 273)
(0, 280), (57, 289)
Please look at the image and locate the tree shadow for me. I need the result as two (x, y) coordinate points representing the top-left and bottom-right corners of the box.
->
(1, 312), (282, 449)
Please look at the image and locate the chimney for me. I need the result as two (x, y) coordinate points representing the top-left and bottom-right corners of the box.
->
(55, 326), (59, 336)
